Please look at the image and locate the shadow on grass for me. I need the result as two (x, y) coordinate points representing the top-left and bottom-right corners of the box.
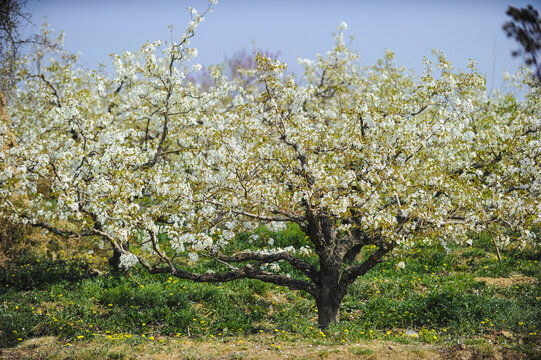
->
(0, 257), (98, 292)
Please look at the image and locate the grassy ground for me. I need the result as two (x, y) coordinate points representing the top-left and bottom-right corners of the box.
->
(0, 228), (540, 359)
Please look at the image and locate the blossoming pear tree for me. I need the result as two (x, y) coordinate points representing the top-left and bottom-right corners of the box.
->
(192, 28), (539, 326)
(1, 3), (539, 328)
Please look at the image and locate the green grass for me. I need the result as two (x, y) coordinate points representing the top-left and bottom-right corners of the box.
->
(1, 231), (540, 351)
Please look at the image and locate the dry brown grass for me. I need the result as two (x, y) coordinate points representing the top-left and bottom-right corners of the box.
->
(0, 217), (29, 266)
(0, 335), (535, 360)
(474, 276), (537, 287)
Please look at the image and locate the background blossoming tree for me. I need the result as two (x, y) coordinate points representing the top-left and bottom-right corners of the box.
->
(1, 3), (539, 328)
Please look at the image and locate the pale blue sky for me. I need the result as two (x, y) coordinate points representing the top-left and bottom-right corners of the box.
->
(23, 0), (537, 90)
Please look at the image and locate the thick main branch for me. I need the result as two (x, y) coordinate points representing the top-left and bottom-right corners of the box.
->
(217, 251), (319, 281)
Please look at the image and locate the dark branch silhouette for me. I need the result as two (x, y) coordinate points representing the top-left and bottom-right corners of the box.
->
(503, 4), (541, 82)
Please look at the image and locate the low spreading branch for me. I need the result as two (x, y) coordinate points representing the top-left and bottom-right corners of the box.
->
(216, 251), (319, 281)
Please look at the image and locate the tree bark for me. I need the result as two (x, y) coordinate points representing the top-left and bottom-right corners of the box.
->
(316, 290), (342, 328)
(315, 257), (343, 328)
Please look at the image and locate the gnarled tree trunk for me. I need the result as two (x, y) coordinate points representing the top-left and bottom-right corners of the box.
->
(316, 288), (342, 328)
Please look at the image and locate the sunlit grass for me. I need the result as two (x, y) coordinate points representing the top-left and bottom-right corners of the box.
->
(1, 231), (539, 351)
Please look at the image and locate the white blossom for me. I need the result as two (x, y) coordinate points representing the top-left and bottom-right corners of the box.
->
(119, 252), (139, 269)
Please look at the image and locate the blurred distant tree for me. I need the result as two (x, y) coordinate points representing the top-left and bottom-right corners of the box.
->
(186, 48), (280, 90)
(0, 0), (30, 98)
(503, 4), (541, 82)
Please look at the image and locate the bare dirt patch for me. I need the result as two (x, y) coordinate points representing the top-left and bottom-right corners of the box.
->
(443, 343), (534, 360)
(1, 336), (536, 360)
